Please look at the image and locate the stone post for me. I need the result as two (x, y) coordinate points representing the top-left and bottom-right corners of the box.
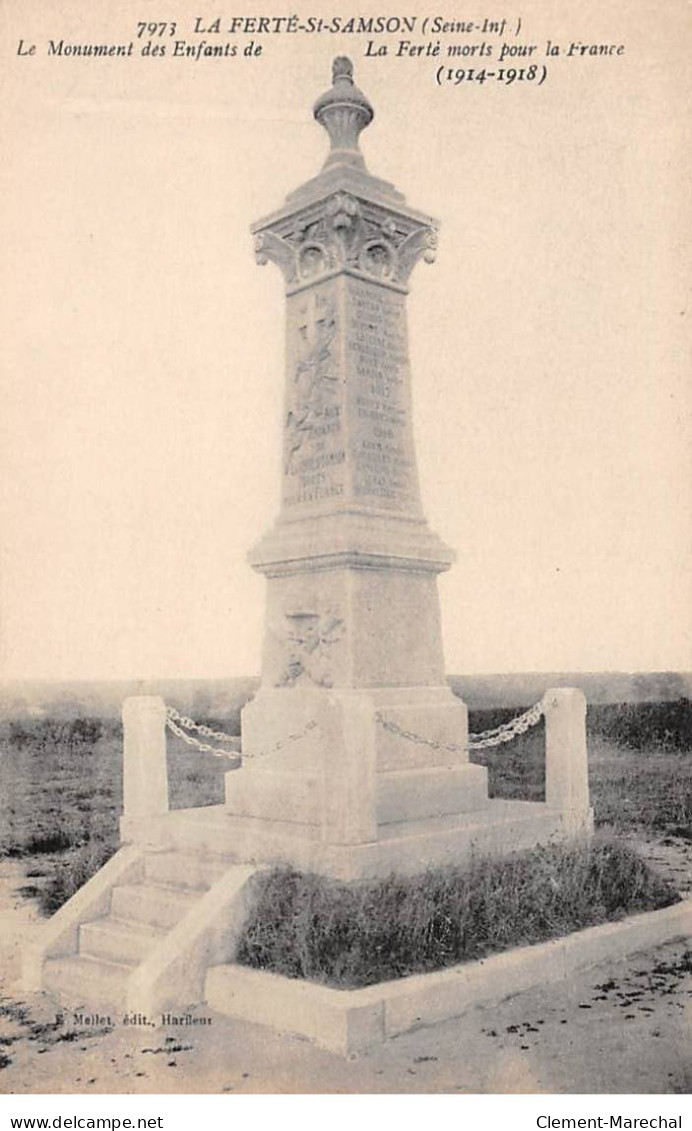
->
(122, 696), (169, 821)
(543, 688), (593, 835)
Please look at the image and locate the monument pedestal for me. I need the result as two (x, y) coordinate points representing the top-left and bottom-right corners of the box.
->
(226, 685), (488, 844)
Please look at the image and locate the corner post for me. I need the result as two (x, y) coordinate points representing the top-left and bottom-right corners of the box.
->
(543, 687), (593, 836)
(122, 696), (169, 823)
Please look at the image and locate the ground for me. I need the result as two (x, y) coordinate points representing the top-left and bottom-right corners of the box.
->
(1, 839), (691, 1094)
(2, 936), (691, 1093)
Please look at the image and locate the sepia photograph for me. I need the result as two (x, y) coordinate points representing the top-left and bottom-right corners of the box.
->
(1, 0), (691, 1100)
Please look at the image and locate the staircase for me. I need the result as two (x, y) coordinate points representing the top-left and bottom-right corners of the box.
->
(28, 848), (259, 1015)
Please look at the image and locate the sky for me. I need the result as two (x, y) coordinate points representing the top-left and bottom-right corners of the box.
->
(1, 0), (690, 681)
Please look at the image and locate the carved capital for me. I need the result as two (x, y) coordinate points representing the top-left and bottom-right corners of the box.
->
(254, 195), (439, 292)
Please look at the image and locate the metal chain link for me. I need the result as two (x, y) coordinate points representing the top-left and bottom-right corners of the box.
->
(375, 700), (544, 754)
(166, 706), (240, 746)
(467, 701), (544, 749)
(166, 715), (241, 760)
(166, 699), (544, 763)
(165, 706), (319, 764)
(241, 719), (319, 759)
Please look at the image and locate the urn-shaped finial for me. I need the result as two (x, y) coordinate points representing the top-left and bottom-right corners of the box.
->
(313, 57), (374, 170)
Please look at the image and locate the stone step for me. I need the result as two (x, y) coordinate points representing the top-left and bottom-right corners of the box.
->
(43, 954), (131, 1011)
(79, 916), (164, 965)
(144, 850), (230, 891)
(376, 803), (558, 839)
(110, 882), (197, 930)
(377, 763), (489, 825)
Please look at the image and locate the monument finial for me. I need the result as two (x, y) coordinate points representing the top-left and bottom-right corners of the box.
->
(313, 56), (374, 171)
(332, 55), (353, 82)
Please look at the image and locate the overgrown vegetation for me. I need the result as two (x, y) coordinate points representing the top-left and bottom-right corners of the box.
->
(237, 838), (679, 988)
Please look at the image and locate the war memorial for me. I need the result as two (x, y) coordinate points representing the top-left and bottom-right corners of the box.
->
(22, 58), (600, 1052)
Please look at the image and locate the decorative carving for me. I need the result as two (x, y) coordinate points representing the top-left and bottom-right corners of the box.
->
(332, 56), (352, 81)
(273, 610), (345, 687)
(326, 191), (360, 231)
(254, 231), (298, 284)
(313, 57), (374, 170)
(252, 58), (439, 290)
(392, 226), (439, 284)
(359, 239), (395, 279)
(285, 294), (339, 471)
(254, 192), (437, 290)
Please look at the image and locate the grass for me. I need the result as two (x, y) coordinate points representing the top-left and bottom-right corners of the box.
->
(236, 837), (679, 988)
(0, 714), (229, 914)
(469, 699), (692, 836)
(0, 718), (124, 915)
(33, 840), (120, 916)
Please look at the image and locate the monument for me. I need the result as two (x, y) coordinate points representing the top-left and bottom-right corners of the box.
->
(222, 58), (590, 878)
(23, 57), (591, 1020)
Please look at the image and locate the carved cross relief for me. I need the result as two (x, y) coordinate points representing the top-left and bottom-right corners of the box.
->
(284, 291), (339, 472)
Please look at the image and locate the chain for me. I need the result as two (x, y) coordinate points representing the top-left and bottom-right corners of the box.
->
(467, 701), (544, 749)
(165, 706), (319, 764)
(167, 700), (544, 763)
(242, 719), (319, 759)
(166, 715), (241, 761)
(375, 714), (468, 754)
(166, 706), (240, 746)
(375, 700), (544, 754)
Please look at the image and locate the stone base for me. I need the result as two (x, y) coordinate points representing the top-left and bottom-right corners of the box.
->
(225, 685), (489, 849)
(121, 801), (594, 882)
(21, 843), (261, 1016)
(228, 762), (488, 830)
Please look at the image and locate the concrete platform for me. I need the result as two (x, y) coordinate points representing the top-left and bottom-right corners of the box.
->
(6, 932), (692, 1093)
(121, 798), (591, 881)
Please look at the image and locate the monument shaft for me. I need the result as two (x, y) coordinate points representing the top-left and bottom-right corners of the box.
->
(282, 275), (420, 518)
(225, 59), (489, 869)
(253, 258), (452, 690)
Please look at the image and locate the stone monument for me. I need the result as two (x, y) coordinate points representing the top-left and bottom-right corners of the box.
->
(22, 58), (591, 1020)
(223, 58), (584, 878)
